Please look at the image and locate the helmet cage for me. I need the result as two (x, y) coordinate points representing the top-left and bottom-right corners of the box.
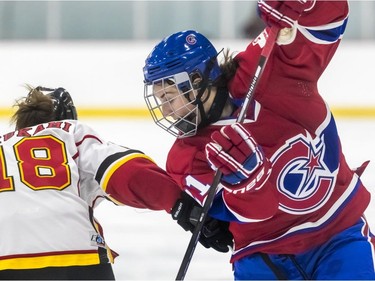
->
(144, 72), (199, 138)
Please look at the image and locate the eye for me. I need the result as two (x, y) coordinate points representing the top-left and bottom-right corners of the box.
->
(165, 78), (175, 85)
(155, 90), (166, 101)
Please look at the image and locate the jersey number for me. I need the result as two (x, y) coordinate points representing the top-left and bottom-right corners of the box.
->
(0, 135), (71, 192)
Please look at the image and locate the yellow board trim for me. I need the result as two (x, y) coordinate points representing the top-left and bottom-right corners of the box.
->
(77, 107), (150, 118)
(330, 107), (375, 118)
(0, 252), (100, 270)
(0, 106), (375, 119)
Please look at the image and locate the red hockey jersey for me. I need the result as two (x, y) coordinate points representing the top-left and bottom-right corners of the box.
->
(165, 0), (371, 263)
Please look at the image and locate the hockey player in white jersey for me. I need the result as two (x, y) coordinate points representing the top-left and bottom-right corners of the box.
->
(0, 86), (185, 279)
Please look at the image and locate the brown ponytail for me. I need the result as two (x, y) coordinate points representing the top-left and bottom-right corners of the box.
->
(11, 85), (55, 130)
(215, 49), (238, 89)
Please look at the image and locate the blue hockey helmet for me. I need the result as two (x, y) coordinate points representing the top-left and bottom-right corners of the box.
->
(143, 30), (221, 84)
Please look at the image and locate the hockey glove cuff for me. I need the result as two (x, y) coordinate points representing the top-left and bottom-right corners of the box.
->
(171, 191), (201, 232)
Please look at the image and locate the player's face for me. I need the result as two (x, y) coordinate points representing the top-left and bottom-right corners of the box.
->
(153, 79), (196, 120)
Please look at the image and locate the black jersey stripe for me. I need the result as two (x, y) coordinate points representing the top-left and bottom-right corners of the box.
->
(95, 150), (144, 184)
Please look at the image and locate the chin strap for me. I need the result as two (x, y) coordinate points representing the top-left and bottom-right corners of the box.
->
(198, 86), (229, 129)
(189, 49), (228, 129)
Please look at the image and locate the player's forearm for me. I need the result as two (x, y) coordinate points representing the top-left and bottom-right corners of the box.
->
(105, 157), (182, 212)
(298, 0), (349, 27)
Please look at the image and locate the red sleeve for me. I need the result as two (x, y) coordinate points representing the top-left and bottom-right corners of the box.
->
(105, 157), (182, 213)
(228, 0), (349, 100)
(299, 0), (349, 26)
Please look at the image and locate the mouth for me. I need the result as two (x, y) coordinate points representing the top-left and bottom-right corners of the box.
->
(173, 119), (196, 134)
(173, 110), (198, 134)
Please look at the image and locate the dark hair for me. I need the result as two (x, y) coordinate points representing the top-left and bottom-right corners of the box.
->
(11, 85), (56, 130)
(216, 49), (238, 89)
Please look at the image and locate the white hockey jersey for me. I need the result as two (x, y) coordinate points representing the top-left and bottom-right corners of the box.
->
(0, 120), (181, 270)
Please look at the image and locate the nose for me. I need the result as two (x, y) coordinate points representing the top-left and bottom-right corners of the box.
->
(161, 102), (175, 118)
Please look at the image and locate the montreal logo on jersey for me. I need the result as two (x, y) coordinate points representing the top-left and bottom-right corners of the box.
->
(272, 134), (336, 215)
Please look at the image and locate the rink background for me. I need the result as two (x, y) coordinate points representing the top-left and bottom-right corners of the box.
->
(0, 39), (374, 280)
(1, 40), (375, 111)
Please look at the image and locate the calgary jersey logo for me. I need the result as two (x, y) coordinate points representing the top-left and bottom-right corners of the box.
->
(272, 133), (336, 215)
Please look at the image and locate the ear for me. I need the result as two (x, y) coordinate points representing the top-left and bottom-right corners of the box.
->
(191, 75), (203, 89)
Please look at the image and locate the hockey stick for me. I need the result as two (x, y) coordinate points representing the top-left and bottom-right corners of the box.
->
(175, 26), (279, 281)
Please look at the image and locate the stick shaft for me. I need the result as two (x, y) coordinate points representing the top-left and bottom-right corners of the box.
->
(175, 26), (279, 281)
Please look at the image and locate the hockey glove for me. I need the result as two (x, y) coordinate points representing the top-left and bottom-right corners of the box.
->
(200, 217), (233, 253)
(171, 191), (202, 232)
(257, 0), (316, 28)
(171, 192), (233, 253)
(206, 123), (269, 190)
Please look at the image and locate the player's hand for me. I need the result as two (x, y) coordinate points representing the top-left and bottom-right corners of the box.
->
(171, 192), (202, 232)
(257, 0), (316, 28)
(206, 123), (268, 188)
(171, 192), (233, 253)
(200, 217), (233, 253)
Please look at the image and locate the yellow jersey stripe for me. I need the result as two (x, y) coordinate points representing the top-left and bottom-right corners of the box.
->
(0, 252), (100, 270)
(101, 153), (154, 192)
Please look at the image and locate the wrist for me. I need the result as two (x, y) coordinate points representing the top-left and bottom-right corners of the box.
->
(222, 158), (272, 194)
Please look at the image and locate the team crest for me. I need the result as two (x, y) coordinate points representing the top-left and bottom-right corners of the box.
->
(271, 132), (336, 214)
(186, 34), (197, 45)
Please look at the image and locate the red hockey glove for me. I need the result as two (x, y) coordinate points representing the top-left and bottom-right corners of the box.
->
(206, 123), (270, 191)
(257, 0), (316, 28)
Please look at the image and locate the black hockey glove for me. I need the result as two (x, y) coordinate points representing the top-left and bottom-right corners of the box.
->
(200, 216), (233, 253)
(172, 192), (233, 253)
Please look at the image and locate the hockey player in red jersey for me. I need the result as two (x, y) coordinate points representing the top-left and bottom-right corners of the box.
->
(143, 0), (375, 279)
(0, 86), (189, 280)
